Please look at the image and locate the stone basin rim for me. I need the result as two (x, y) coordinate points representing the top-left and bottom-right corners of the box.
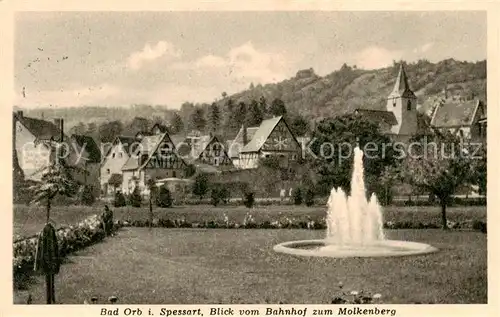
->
(273, 239), (439, 258)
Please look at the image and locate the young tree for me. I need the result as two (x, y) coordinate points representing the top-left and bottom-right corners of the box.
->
(30, 148), (79, 223)
(270, 98), (287, 117)
(403, 132), (473, 229)
(208, 102), (221, 133)
(259, 96), (268, 117)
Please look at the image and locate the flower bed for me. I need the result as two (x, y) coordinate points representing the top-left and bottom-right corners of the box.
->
(13, 214), (122, 288)
(117, 212), (486, 232)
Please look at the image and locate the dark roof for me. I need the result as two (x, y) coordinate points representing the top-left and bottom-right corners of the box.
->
(228, 126), (259, 158)
(354, 109), (398, 126)
(122, 134), (164, 171)
(14, 113), (65, 141)
(107, 173), (123, 186)
(388, 63), (416, 99)
(71, 135), (102, 163)
(430, 99), (482, 128)
(117, 136), (138, 153)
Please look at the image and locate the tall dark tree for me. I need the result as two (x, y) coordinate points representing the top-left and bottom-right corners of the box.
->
(289, 114), (309, 137)
(189, 107), (207, 132)
(127, 117), (150, 135)
(98, 120), (124, 143)
(208, 102), (221, 133)
(169, 112), (184, 134)
(270, 98), (287, 117)
(223, 98), (237, 132)
(234, 101), (247, 127)
(245, 99), (263, 127)
(259, 96), (268, 118)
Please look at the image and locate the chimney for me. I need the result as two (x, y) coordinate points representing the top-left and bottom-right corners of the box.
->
(54, 118), (64, 141)
(16, 110), (23, 118)
(242, 124), (248, 145)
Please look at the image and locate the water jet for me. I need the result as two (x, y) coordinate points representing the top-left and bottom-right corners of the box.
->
(274, 146), (438, 258)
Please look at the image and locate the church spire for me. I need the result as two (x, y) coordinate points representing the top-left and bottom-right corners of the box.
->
(390, 62), (415, 98)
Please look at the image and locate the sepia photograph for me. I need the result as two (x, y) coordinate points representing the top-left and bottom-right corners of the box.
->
(10, 9), (488, 307)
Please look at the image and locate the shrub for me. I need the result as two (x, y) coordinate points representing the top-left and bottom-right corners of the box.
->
(243, 192), (255, 208)
(192, 173), (209, 200)
(292, 188), (303, 205)
(129, 187), (142, 208)
(211, 188), (221, 206)
(156, 186), (173, 208)
(472, 220), (487, 233)
(113, 191), (126, 207)
(79, 185), (96, 206)
(219, 187), (230, 204)
(304, 188), (315, 206)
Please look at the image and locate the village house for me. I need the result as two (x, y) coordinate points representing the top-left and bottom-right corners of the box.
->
(121, 132), (187, 195)
(100, 136), (137, 196)
(430, 98), (487, 142)
(229, 116), (302, 169)
(13, 110), (101, 195)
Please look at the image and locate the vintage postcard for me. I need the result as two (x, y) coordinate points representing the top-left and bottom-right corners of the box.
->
(1, 1), (498, 317)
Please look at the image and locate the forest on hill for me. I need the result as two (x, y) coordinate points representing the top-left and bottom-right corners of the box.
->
(16, 58), (486, 145)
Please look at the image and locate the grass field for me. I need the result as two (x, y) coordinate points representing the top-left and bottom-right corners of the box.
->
(14, 228), (487, 304)
(13, 204), (487, 238)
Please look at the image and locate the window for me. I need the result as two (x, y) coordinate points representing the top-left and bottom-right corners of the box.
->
(107, 169), (110, 174)
(172, 171), (177, 178)
(214, 157), (220, 166)
(291, 154), (297, 161)
(119, 153), (123, 158)
(392, 98), (397, 107)
(265, 154), (270, 158)
(407, 100), (412, 111)
(112, 153), (115, 158)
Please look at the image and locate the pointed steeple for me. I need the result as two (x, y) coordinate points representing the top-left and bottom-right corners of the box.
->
(390, 62), (416, 98)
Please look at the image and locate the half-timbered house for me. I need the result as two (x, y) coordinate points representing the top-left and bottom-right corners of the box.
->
(233, 116), (302, 169)
(121, 132), (187, 194)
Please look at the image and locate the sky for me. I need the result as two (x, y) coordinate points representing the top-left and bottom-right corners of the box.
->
(14, 11), (487, 109)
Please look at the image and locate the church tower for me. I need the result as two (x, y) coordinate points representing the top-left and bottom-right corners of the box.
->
(386, 62), (418, 136)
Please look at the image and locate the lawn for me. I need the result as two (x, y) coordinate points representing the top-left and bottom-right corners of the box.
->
(13, 204), (487, 238)
(14, 228), (487, 304)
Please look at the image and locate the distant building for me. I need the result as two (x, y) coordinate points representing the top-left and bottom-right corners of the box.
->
(430, 98), (487, 142)
(229, 116), (301, 169)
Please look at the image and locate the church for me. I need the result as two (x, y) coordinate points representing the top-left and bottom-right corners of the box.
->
(353, 63), (419, 142)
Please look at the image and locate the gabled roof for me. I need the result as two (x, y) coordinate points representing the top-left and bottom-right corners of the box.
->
(388, 63), (416, 99)
(241, 116), (283, 153)
(14, 113), (66, 141)
(228, 126), (259, 158)
(70, 134), (101, 163)
(354, 109), (398, 126)
(430, 99), (482, 128)
(122, 134), (165, 171)
(101, 135), (138, 165)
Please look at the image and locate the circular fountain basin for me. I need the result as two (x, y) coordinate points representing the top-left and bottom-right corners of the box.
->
(273, 239), (438, 258)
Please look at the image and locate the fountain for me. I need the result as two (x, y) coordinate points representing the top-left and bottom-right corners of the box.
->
(273, 146), (438, 258)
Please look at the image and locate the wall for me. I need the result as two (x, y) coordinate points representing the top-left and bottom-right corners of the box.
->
(101, 142), (130, 187)
(15, 121), (52, 182)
